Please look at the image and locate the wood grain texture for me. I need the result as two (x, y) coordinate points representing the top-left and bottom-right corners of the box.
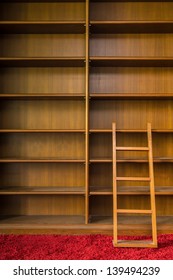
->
(90, 100), (173, 130)
(0, 195), (85, 215)
(90, 34), (173, 57)
(0, 67), (85, 94)
(89, 133), (173, 160)
(0, 100), (85, 129)
(0, 34), (85, 57)
(0, 163), (85, 188)
(0, 133), (85, 159)
(90, 67), (173, 94)
(90, 2), (173, 21)
(0, 2), (85, 21)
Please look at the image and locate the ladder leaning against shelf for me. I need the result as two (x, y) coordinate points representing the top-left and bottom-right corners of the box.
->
(112, 122), (157, 248)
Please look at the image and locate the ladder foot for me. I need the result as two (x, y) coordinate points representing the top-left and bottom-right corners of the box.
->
(113, 240), (158, 248)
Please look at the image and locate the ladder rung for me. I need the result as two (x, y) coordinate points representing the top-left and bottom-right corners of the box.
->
(116, 177), (151, 181)
(117, 209), (152, 214)
(116, 147), (149, 151)
(113, 240), (157, 248)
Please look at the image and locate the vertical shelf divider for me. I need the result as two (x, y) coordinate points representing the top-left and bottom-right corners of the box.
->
(85, 0), (90, 224)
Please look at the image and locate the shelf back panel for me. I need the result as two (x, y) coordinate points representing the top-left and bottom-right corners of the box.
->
(90, 34), (173, 57)
(0, 133), (85, 159)
(90, 67), (173, 94)
(0, 67), (85, 94)
(90, 100), (173, 130)
(0, 195), (85, 215)
(0, 100), (85, 129)
(0, 2), (85, 21)
(0, 34), (85, 57)
(90, 2), (173, 21)
(0, 163), (85, 188)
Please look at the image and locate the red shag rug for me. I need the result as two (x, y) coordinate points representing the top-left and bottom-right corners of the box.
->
(0, 234), (173, 260)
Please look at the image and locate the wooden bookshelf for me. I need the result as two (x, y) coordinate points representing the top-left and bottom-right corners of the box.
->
(0, 0), (87, 232)
(88, 0), (173, 235)
(1, 0), (173, 235)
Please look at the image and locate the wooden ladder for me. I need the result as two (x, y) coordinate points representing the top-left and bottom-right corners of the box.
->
(112, 122), (158, 248)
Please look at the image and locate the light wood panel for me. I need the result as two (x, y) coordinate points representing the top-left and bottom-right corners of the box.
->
(0, 163), (85, 188)
(0, 100), (85, 129)
(90, 34), (173, 57)
(156, 196), (173, 215)
(90, 2), (173, 21)
(90, 100), (173, 130)
(0, 2), (85, 21)
(90, 67), (173, 94)
(0, 195), (85, 215)
(0, 34), (85, 57)
(0, 67), (85, 94)
(0, 133), (85, 159)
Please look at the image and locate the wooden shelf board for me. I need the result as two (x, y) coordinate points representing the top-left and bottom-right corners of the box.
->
(1, 0), (168, 2)
(90, 158), (173, 163)
(90, 93), (173, 100)
(90, 159), (112, 163)
(90, 215), (173, 226)
(90, 186), (113, 195)
(0, 158), (85, 163)
(0, 0), (85, 2)
(0, 57), (85, 67)
(90, 21), (173, 34)
(1, 186), (173, 196)
(0, 215), (173, 234)
(0, 21), (85, 34)
(90, 186), (173, 196)
(90, 56), (173, 67)
(0, 186), (85, 195)
(90, 129), (173, 133)
(0, 94), (85, 100)
(0, 215), (85, 228)
(89, 215), (173, 234)
(0, 129), (85, 133)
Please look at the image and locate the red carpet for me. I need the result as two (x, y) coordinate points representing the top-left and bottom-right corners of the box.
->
(0, 234), (173, 260)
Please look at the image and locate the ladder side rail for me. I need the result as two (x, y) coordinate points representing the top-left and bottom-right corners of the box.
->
(147, 123), (158, 247)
